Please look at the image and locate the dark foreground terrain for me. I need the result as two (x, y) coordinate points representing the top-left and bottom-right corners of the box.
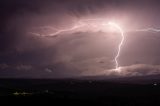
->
(1, 75), (160, 105)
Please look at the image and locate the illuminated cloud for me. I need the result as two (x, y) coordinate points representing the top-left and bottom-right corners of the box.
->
(80, 64), (160, 77)
(119, 64), (160, 76)
(1, 0), (160, 78)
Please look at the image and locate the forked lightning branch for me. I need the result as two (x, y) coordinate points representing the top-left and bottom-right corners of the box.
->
(30, 19), (160, 72)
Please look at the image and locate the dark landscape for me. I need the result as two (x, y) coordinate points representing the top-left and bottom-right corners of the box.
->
(1, 75), (160, 105)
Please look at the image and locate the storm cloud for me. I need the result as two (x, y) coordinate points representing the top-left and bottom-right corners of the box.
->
(1, 0), (160, 78)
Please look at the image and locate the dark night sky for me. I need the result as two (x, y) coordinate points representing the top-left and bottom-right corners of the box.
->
(1, 0), (160, 78)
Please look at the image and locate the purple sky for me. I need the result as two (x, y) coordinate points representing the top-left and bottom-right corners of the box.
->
(1, 0), (160, 78)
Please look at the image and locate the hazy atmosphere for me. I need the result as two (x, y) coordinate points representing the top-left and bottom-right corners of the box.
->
(1, 0), (160, 78)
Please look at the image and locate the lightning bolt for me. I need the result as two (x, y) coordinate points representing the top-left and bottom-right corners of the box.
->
(29, 20), (125, 71)
(29, 22), (85, 37)
(135, 28), (160, 33)
(49, 22), (85, 36)
(108, 22), (124, 71)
